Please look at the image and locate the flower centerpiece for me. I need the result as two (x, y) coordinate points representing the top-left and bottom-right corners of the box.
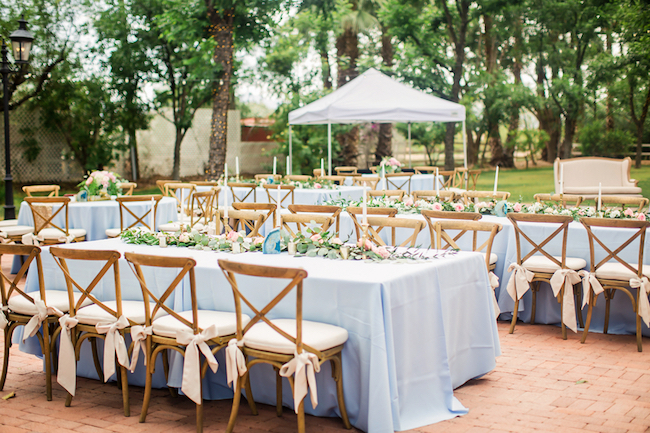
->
(78, 170), (126, 200)
(379, 156), (402, 174)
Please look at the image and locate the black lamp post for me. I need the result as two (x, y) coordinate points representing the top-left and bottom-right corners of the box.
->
(2, 17), (34, 220)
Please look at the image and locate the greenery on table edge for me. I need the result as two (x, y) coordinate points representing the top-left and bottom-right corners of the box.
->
(226, 177), (338, 189)
(323, 196), (649, 221)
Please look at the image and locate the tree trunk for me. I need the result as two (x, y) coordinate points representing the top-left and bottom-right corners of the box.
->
(630, 78), (650, 168)
(444, 123), (456, 170)
(466, 123), (479, 166)
(321, 49), (332, 90)
(206, 6), (234, 180)
(172, 128), (183, 179)
(562, 115), (577, 159)
(375, 28), (394, 165)
(336, 27), (360, 167)
(128, 127), (139, 181)
(605, 29), (614, 132)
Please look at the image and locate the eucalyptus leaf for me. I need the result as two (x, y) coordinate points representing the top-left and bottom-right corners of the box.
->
(306, 249), (318, 257)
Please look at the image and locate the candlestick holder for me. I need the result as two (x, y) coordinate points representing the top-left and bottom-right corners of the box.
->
(360, 222), (370, 248)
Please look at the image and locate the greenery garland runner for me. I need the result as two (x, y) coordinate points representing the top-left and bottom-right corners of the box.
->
(323, 195), (649, 221)
(225, 177), (338, 190)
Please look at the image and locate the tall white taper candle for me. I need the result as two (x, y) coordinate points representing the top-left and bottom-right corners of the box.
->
(235, 157), (239, 179)
(276, 185), (281, 227)
(560, 164), (564, 195)
(273, 157), (277, 176)
(362, 186), (368, 225)
(224, 165), (228, 220)
(435, 167), (439, 195)
(598, 182), (602, 212)
(493, 166), (499, 194)
(321, 158), (324, 176)
(286, 155), (290, 176)
(150, 197), (154, 231)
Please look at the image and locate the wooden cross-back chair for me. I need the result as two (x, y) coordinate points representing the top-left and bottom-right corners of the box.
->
(360, 216), (425, 248)
(24, 197), (86, 245)
(384, 172), (414, 194)
(22, 184), (60, 197)
(190, 180), (219, 187)
(413, 166), (438, 174)
(597, 195), (649, 213)
(534, 193), (584, 208)
(0, 244), (62, 401)
(579, 217), (650, 351)
(228, 182), (258, 203)
(125, 252), (248, 433)
(467, 169), (481, 191)
(420, 209), (482, 222)
(452, 168), (468, 190)
(507, 213), (586, 339)
(156, 180), (180, 196)
(254, 174), (282, 183)
(49, 247), (135, 416)
(280, 213), (334, 238)
(189, 189), (217, 228)
(346, 206), (398, 241)
(412, 190), (458, 203)
(288, 204), (342, 234)
(218, 260), (351, 433)
(318, 175), (346, 185)
(263, 184), (295, 210)
(430, 219), (502, 268)
(164, 182), (196, 213)
(232, 202), (276, 228)
(218, 208), (266, 237)
(334, 166), (357, 176)
(106, 195), (163, 238)
(439, 169), (456, 189)
(117, 182), (137, 196)
(462, 190), (511, 205)
(368, 190), (405, 201)
(285, 175), (312, 182)
(352, 176), (380, 190)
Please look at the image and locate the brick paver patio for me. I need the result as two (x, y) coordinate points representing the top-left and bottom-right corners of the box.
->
(1, 257), (649, 432)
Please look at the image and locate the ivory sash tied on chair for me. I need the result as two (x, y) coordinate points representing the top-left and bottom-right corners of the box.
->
(23, 300), (63, 341)
(176, 325), (220, 404)
(550, 269), (581, 333)
(578, 270), (604, 308)
(630, 277), (650, 327)
(279, 350), (320, 413)
(489, 271), (501, 316)
(21, 233), (43, 246)
(128, 325), (152, 373)
(57, 314), (79, 395)
(506, 263), (534, 301)
(225, 339), (247, 389)
(0, 236), (15, 244)
(0, 306), (8, 330)
(59, 234), (75, 244)
(95, 315), (131, 381)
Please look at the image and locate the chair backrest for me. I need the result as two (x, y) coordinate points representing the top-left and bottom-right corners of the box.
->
(467, 169), (481, 191)
(597, 195), (649, 213)
(156, 180), (180, 196)
(452, 168), (468, 189)
(368, 190), (405, 201)
(579, 217), (649, 277)
(164, 182), (196, 213)
(188, 190), (217, 227)
(281, 213), (334, 238)
(335, 166), (358, 175)
(218, 260), (313, 353)
(190, 180), (219, 187)
(285, 175), (312, 182)
(288, 204), (342, 233)
(352, 176), (379, 190)
(263, 184), (295, 209)
(254, 174), (282, 183)
(22, 185), (60, 197)
(117, 182), (137, 196)
(439, 170), (456, 189)
(125, 253), (200, 333)
(228, 182), (257, 203)
(413, 166), (438, 174)
(363, 216), (425, 247)
(49, 247), (132, 323)
(507, 213), (573, 269)
(24, 197), (71, 236)
(318, 175), (346, 185)
(232, 202), (276, 228)
(412, 190), (457, 202)
(384, 172), (413, 193)
(0, 244), (44, 310)
(347, 206), (398, 242)
(432, 220), (502, 268)
(116, 194), (163, 232)
(462, 190), (511, 205)
(534, 193), (584, 208)
(313, 168), (324, 177)
(218, 208), (265, 237)
(420, 209), (482, 221)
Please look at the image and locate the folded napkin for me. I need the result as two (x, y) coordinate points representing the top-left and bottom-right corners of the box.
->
(279, 350), (320, 413)
(95, 315), (131, 381)
(176, 325), (220, 405)
(550, 269), (581, 333)
(578, 270), (604, 308)
(128, 325), (152, 373)
(506, 263), (534, 302)
(630, 277), (650, 327)
(57, 314), (79, 396)
(23, 300), (63, 341)
(225, 339), (247, 389)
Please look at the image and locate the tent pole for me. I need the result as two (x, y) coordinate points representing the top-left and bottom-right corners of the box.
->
(462, 120), (468, 189)
(408, 122), (412, 168)
(328, 123), (332, 176)
(288, 125), (292, 176)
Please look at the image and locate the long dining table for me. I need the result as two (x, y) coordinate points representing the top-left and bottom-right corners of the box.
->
(19, 238), (500, 433)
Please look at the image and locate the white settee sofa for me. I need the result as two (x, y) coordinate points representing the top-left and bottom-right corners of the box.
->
(554, 157), (642, 198)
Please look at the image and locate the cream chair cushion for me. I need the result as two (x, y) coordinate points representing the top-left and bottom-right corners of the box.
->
(595, 263), (650, 281)
(38, 228), (86, 240)
(244, 318), (348, 355)
(522, 255), (586, 273)
(105, 228), (121, 238)
(152, 310), (250, 338)
(8, 290), (91, 315)
(0, 219), (18, 227)
(0, 225), (34, 237)
(479, 252), (498, 265)
(76, 300), (168, 325)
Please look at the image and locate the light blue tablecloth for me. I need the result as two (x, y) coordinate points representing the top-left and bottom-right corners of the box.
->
(197, 185), (365, 207)
(19, 238), (500, 433)
(343, 174), (444, 192)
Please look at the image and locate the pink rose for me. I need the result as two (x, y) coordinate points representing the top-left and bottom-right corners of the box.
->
(432, 202), (443, 211)
(86, 177), (93, 186)
(102, 179), (109, 187)
(404, 198), (414, 206)
(357, 239), (373, 250)
(388, 158), (401, 166)
(476, 202), (488, 209)
(637, 213), (646, 221)
(314, 183), (322, 189)
(310, 233), (322, 243)
(253, 236), (265, 244)
(178, 233), (190, 243)
(513, 202), (522, 212)
(227, 230), (240, 241)
(624, 208), (634, 217)
(454, 203), (464, 212)
(371, 245), (390, 259)
(330, 238), (343, 245)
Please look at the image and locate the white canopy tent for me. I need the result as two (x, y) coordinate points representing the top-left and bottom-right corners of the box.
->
(287, 68), (467, 176)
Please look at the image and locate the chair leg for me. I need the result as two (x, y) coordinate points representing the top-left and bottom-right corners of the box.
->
(244, 373), (257, 416)
(297, 398), (306, 433)
(575, 284), (584, 328)
(509, 298), (519, 334)
(226, 373), (246, 433)
(90, 337), (104, 382)
(530, 283), (537, 325)
(581, 292), (595, 344)
(162, 350), (177, 397)
(196, 401), (203, 433)
(331, 355), (351, 429)
(604, 290), (612, 334)
(0, 327), (11, 391)
(43, 323), (53, 401)
(120, 365), (130, 417)
(139, 341), (153, 423)
(275, 367), (283, 417)
(637, 289), (643, 352)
